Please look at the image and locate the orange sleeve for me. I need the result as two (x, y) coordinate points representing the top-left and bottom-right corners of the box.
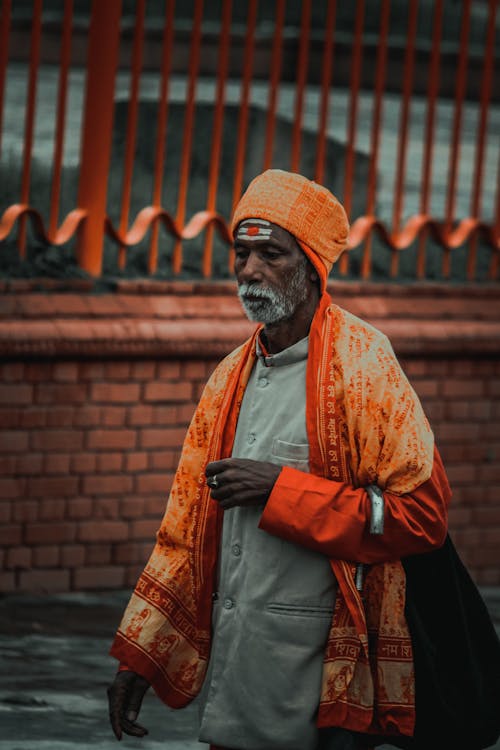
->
(259, 447), (451, 564)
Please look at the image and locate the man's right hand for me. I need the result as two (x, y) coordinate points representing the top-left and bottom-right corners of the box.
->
(107, 670), (150, 741)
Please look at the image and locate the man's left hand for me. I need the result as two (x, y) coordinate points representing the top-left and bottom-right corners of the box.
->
(205, 458), (281, 510)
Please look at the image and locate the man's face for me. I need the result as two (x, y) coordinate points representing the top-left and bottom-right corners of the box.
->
(234, 220), (312, 325)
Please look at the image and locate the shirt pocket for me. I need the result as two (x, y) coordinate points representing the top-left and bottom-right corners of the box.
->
(271, 438), (309, 472)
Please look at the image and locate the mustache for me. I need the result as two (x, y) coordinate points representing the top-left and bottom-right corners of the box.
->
(238, 283), (276, 300)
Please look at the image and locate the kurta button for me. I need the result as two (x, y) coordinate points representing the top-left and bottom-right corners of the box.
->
(224, 598), (234, 609)
(258, 377), (269, 388)
(247, 433), (256, 444)
(232, 544), (241, 556)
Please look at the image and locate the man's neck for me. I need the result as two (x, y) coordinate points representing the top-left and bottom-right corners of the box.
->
(262, 292), (319, 354)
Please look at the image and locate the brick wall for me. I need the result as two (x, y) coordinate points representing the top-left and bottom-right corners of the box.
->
(0, 280), (499, 591)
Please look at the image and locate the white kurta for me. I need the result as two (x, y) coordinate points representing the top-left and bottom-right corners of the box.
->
(198, 337), (337, 750)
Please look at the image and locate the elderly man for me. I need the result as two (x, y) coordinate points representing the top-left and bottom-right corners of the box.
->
(107, 170), (451, 750)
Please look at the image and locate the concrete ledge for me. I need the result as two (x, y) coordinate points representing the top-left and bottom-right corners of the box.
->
(1, 282), (499, 358)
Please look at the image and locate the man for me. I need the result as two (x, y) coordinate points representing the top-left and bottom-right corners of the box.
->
(107, 170), (451, 750)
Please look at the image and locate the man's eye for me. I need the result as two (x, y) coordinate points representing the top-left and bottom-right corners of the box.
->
(262, 250), (280, 261)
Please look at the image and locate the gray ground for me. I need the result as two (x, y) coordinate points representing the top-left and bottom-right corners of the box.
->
(0, 589), (499, 750)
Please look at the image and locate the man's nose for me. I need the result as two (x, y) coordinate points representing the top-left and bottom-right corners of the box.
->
(238, 250), (265, 283)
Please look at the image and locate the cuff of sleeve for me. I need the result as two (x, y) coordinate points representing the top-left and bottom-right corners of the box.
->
(259, 466), (366, 559)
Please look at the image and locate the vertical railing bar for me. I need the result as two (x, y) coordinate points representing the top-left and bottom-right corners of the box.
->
(76, 0), (122, 276)
(230, 0), (257, 213)
(18, 0), (43, 257)
(360, 0), (390, 279)
(390, 0), (418, 279)
(117, 0), (146, 270)
(148, 0), (175, 275)
(202, 0), (232, 278)
(314, 0), (336, 185)
(0, 0), (12, 159)
(290, 0), (311, 173)
(466, 0), (497, 281)
(172, 0), (204, 275)
(338, 1), (364, 276)
(262, 0), (285, 171)
(442, 0), (471, 279)
(48, 0), (73, 238)
(228, 0), (258, 276)
(416, 0), (443, 279)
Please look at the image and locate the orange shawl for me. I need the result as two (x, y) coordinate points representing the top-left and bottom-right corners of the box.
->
(110, 292), (434, 737)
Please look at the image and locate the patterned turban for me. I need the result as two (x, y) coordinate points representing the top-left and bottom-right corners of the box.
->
(231, 169), (350, 290)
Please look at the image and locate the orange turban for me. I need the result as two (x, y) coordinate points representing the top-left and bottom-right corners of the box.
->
(231, 169), (350, 290)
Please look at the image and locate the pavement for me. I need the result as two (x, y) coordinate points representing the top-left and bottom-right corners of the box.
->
(0, 588), (499, 750)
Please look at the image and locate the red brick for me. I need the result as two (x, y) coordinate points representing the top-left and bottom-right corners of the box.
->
(157, 362), (181, 379)
(52, 362), (79, 382)
(447, 506), (473, 527)
(86, 544), (112, 565)
(125, 452), (148, 472)
(43, 454), (71, 475)
(87, 429), (136, 450)
(130, 519), (159, 539)
(127, 404), (154, 426)
(143, 495), (168, 516)
(131, 361), (156, 380)
(93, 497), (120, 519)
(82, 474), (133, 495)
(32, 545), (60, 567)
(24, 362), (53, 382)
(140, 427), (185, 449)
(0, 572), (16, 592)
(104, 362), (131, 380)
(38, 499), (66, 521)
(91, 383), (140, 403)
(6, 546), (32, 569)
(60, 544), (85, 567)
(79, 362), (105, 379)
(46, 407), (75, 427)
(125, 564), (145, 587)
(0, 409), (21, 428)
(437, 422), (480, 444)
(15, 454), (43, 475)
(19, 569), (70, 593)
(31, 429), (83, 452)
(114, 542), (144, 564)
(73, 565), (126, 589)
(181, 361), (207, 379)
(67, 498), (93, 519)
(12, 501), (38, 522)
(96, 453), (123, 472)
(28, 476), (79, 497)
(149, 449), (179, 470)
(144, 382), (192, 403)
(0, 478), (25, 498)
(78, 520), (128, 542)
(120, 497), (145, 519)
(176, 403), (196, 425)
(0, 363), (24, 381)
(0, 384), (33, 405)
(474, 507), (500, 525)
(36, 383), (87, 404)
(445, 400), (470, 420)
(70, 454), (97, 474)
(73, 405), (101, 427)
(478, 464), (500, 483)
(442, 379), (484, 398)
(25, 523), (76, 544)
(19, 408), (47, 427)
(100, 406), (127, 426)
(446, 463), (478, 485)
(0, 501), (12, 522)
(0, 430), (29, 452)
(152, 406), (177, 425)
(482, 422), (500, 440)
(135, 473), (169, 494)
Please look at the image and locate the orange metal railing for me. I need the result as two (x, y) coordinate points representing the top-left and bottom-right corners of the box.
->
(0, 0), (498, 281)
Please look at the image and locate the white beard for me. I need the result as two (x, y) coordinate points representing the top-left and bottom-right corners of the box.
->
(237, 261), (308, 324)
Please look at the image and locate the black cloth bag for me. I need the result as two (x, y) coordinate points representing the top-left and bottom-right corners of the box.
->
(356, 534), (500, 750)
